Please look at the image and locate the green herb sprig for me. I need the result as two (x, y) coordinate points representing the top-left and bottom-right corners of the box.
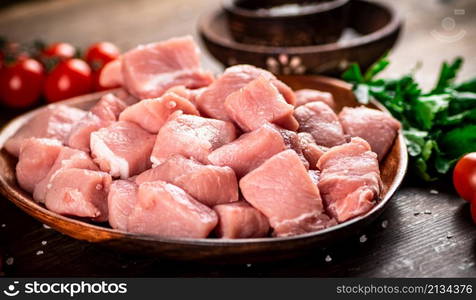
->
(342, 56), (476, 181)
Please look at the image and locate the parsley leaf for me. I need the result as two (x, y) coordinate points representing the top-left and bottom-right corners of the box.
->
(342, 57), (476, 181)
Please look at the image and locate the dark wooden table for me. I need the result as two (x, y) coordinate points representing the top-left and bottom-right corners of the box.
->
(0, 0), (475, 277)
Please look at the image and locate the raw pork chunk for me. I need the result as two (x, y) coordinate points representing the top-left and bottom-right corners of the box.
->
(45, 168), (111, 222)
(127, 181), (218, 238)
(33, 147), (99, 203)
(196, 64), (296, 121)
(99, 59), (123, 88)
(16, 138), (62, 193)
(136, 155), (238, 206)
(208, 123), (288, 177)
(67, 113), (109, 152)
(122, 36), (214, 99)
(317, 137), (382, 223)
(240, 150), (334, 237)
(297, 132), (327, 169)
(90, 121), (156, 179)
(67, 93), (128, 152)
(294, 101), (346, 147)
(151, 112), (237, 165)
(295, 89), (335, 109)
(108, 180), (138, 231)
(119, 91), (199, 133)
(90, 93), (128, 121)
(214, 201), (270, 238)
(225, 76), (298, 132)
(4, 105), (86, 157)
(339, 106), (401, 161)
(114, 89), (139, 106)
(164, 85), (205, 105)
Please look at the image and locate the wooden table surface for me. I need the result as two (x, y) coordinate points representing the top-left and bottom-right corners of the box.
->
(0, 0), (475, 277)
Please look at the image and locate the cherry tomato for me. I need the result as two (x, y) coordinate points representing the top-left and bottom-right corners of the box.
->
(85, 42), (120, 71)
(44, 58), (92, 103)
(453, 152), (476, 202)
(0, 58), (44, 108)
(42, 42), (76, 59)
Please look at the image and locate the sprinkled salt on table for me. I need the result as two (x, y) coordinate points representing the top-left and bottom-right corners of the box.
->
(359, 235), (368, 243)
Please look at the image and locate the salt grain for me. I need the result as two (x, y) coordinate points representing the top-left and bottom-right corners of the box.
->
(246, 264), (252, 268)
(381, 220), (389, 229)
(1, 224), (5, 228)
(36, 250), (44, 256)
(41, 241), (47, 246)
(6, 257), (14, 265)
(359, 235), (368, 243)
(325, 255), (332, 262)
(447, 232), (453, 239)
(424, 210), (432, 215)
(43, 224), (51, 229)
(429, 189), (439, 195)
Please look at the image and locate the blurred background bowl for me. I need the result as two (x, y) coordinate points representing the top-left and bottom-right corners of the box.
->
(200, 0), (402, 76)
(223, 0), (350, 47)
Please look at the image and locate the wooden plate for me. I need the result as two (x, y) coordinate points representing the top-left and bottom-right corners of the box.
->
(199, 0), (402, 76)
(0, 76), (407, 263)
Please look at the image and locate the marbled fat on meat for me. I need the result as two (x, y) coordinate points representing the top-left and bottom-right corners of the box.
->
(317, 137), (382, 223)
(90, 121), (156, 179)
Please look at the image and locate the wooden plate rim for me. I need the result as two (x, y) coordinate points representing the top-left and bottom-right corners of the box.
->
(0, 78), (407, 247)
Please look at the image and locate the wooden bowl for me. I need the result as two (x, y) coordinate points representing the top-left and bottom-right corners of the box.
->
(223, 0), (350, 46)
(199, 0), (402, 76)
(0, 76), (407, 263)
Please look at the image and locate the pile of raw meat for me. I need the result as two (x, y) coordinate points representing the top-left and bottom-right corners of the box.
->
(4, 36), (401, 239)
